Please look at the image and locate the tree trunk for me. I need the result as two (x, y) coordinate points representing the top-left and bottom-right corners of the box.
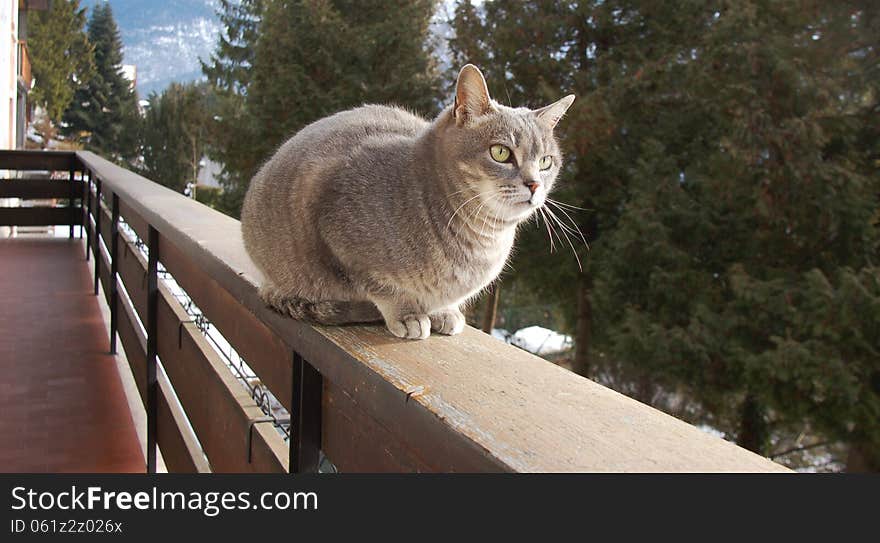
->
(736, 393), (768, 454)
(572, 278), (592, 377)
(634, 373), (655, 405)
(480, 283), (500, 333)
(846, 441), (880, 473)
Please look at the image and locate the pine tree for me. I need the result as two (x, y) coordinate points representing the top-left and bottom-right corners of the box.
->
(451, 0), (879, 469)
(202, 0), (441, 218)
(201, 0), (264, 217)
(202, 0), (263, 95)
(27, 0), (94, 124)
(250, 0), (440, 163)
(586, 1), (880, 464)
(141, 83), (210, 193)
(61, 2), (140, 163)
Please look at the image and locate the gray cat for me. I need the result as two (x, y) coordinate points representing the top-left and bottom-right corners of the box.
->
(241, 65), (575, 339)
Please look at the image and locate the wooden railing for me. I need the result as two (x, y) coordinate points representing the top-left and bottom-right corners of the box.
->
(0, 151), (80, 233)
(0, 150), (790, 472)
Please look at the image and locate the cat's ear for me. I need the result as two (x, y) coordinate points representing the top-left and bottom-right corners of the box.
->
(454, 64), (493, 126)
(533, 94), (576, 129)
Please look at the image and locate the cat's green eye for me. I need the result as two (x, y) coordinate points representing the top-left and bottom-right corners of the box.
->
(539, 156), (553, 170)
(490, 144), (512, 163)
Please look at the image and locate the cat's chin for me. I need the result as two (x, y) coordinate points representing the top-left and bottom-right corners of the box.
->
(505, 202), (540, 223)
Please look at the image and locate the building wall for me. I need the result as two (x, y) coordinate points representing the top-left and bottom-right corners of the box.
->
(196, 157), (223, 188)
(0, 0), (19, 150)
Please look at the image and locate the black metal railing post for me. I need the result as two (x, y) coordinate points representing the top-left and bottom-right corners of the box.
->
(290, 352), (323, 473)
(146, 226), (159, 473)
(109, 193), (120, 355)
(93, 178), (102, 295)
(68, 167), (75, 239)
(84, 171), (91, 261)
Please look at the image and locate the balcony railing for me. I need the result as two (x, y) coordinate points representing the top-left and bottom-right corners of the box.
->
(0, 149), (790, 472)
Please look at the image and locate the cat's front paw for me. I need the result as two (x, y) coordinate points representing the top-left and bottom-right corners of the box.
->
(430, 308), (465, 335)
(386, 313), (432, 340)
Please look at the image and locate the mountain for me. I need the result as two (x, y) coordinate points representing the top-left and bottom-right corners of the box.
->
(80, 0), (221, 96)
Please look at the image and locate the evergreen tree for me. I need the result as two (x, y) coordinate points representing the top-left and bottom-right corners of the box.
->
(203, 0), (441, 218)
(449, 0), (621, 378)
(141, 83), (210, 193)
(61, 2), (140, 163)
(451, 1), (879, 469)
(27, 0), (94, 124)
(201, 0), (264, 217)
(252, 0), (439, 144)
(586, 1), (879, 464)
(202, 0), (263, 95)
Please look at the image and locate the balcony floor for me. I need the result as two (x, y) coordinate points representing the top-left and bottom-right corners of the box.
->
(0, 236), (144, 472)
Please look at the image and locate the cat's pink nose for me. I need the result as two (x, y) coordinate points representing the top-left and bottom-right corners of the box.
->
(525, 181), (539, 194)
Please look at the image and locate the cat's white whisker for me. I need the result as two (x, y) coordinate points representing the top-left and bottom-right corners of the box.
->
(478, 193), (502, 239)
(541, 207), (562, 253)
(545, 201), (590, 250)
(545, 209), (582, 241)
(537, 207), (557, 253)
(544, 205), (583, 271)
(546, 198), (591, 212)
(446, 189), (496, 230)
(469, 189), (499, 221)
(447, 187), (475, 199)
(547, 213), (564, 254)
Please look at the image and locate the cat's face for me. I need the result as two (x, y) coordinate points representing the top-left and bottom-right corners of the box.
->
(441, 65), (575, 223)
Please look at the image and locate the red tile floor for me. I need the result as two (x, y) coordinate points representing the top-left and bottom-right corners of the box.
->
(0, 237), (144, 472)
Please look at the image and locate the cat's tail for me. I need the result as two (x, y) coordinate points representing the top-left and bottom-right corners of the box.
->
(260, 287), (383, 325)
